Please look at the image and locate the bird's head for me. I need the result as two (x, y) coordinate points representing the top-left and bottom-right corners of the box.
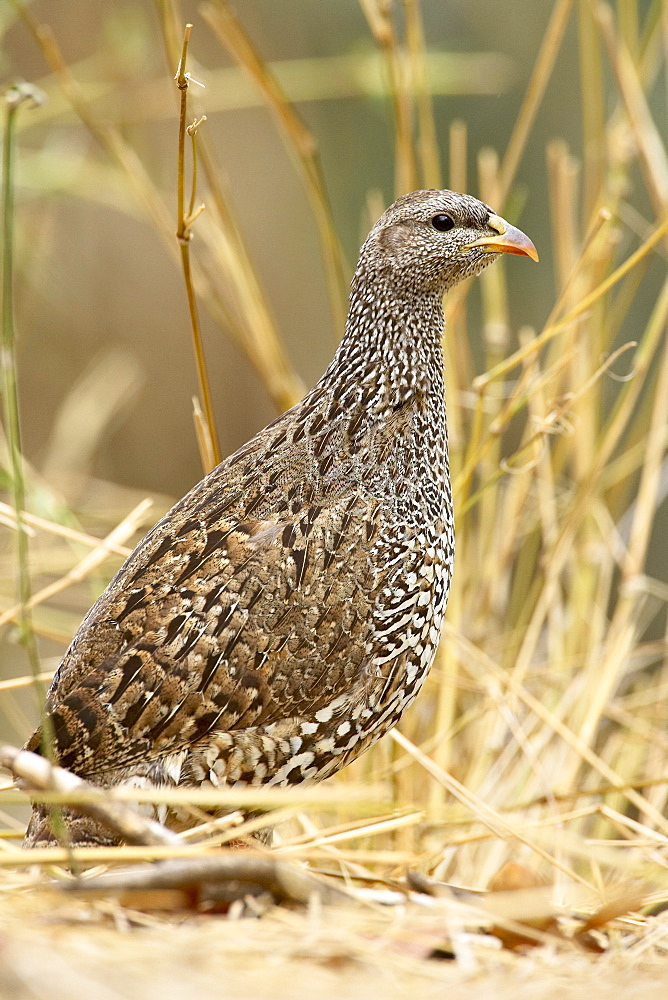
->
(358, 189), (538, 295)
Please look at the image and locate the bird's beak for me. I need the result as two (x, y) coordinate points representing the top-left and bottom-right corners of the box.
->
(463, 214), (539, 262)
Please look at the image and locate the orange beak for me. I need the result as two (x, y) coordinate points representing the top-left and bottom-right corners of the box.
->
(463, 213), (539, 262)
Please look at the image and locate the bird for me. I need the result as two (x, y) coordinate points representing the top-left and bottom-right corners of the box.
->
(24, 189), (537, 848)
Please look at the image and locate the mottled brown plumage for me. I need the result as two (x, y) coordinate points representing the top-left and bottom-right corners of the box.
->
(24, 190), (537, 847)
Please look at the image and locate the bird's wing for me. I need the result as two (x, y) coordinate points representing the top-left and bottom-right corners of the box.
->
(31, 484), (391, 777)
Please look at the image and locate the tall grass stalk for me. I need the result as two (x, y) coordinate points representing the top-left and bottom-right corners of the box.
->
(1, 82), (78, 859)
(201, 0), (350, 335)
(1, 83), (44, 704)
(360, 0), (418, 194)
(174, 23), (221, 471)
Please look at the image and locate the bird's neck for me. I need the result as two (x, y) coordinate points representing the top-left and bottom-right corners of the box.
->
(332, 273), (447, 404)
(310, 273), (450, 514)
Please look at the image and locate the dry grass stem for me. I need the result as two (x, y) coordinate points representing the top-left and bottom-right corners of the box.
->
(497, 0), (576, 205)
(201, 0), (349, 334)
(359, 0), (418, 194)
(0, 499), (152, 629)
(0, 744), (179, 847)
(174, 23), (221, 471)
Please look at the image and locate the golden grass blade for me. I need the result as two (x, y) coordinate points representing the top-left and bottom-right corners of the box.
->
(443, 623), (668, 837)
(597, 2), (668, 223)
(578, 0), (606, 218)
(201, 0), (349, 335)
(404, 0), (441, 188)
(473, 214), (668, 392)
(0, 672), (54, 693)
(0, 499), (152, 629)
(2, 81), (49, 716)
(497, 0), (576, 204)
(390, 729), (591, 887)
(359, 0), (417, 194)
(0, 503), (132, 556)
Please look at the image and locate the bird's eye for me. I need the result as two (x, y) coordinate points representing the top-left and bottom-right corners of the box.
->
(431, 214), (455, 232)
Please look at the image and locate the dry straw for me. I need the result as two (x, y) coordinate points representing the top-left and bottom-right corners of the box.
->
(1, 0), (667, 967)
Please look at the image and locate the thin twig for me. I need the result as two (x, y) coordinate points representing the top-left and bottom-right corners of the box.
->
(65, 853), (352, 907)
(175, 24), (221, 471)
(0, 744), (179, 848)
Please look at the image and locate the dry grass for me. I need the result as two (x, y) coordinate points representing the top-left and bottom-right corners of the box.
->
(1, 0), (668, 995)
